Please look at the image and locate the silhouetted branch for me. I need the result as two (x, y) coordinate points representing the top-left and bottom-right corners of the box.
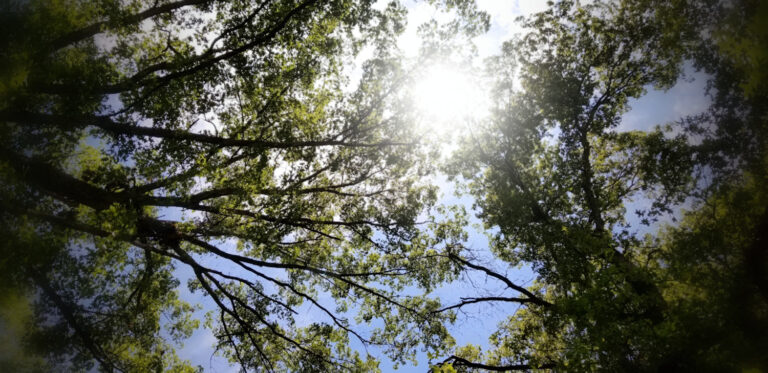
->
(446, 253), (552, 307)
(436, 355), (556, 372)
(433, 296), (538, 313)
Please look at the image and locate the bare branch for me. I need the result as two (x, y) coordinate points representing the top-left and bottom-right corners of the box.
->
(436, 355), (556, 372)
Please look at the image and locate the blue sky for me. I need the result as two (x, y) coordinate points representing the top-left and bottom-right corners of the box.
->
(173, 1), (711, 371)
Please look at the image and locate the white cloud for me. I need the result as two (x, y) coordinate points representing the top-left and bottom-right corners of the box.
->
(516, 0), (550, 16)
(473, 0), (551, 57)
(619, 69), (711, 133)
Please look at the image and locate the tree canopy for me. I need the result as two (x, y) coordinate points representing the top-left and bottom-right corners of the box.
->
(438, 0), (768, 371)
(1, 0), (765, 372)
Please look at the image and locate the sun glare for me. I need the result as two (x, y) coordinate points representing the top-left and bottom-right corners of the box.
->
(412, 64), (487, 129)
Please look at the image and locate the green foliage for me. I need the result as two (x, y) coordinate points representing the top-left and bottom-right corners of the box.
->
(715, 0), (768, 97)
(0, 0), (487, 371)
(650, 162), (768, 371)
(0, 289), (50, 372)
(439, 0), (768, 371)
(3, 0), (764, 371)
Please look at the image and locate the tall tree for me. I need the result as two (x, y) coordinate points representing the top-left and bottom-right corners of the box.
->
(436, 0), (767, 371)
(0, 0), (487, 371)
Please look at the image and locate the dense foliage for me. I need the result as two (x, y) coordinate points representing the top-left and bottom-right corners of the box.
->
(0, 0), (486, 371)
(438, 0), (768, 371)
(1, 0), (765, 372)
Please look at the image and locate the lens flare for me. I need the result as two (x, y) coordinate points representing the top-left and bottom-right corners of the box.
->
(412, 64), (487, 129)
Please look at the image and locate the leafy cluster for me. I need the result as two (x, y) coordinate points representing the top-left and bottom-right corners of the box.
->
(0, 0), (486, 371)
(1, 0), (765, 372)
(438, 0), (768, 371)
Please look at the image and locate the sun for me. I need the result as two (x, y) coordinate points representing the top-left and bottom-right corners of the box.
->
(412, 64), (487, 128)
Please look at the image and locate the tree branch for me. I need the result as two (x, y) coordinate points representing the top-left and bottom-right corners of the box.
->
(48, 0), (214, 51)
(433, 296), (538, 314)
(437, 355), (555, 372)
(447, 253), (552, 307)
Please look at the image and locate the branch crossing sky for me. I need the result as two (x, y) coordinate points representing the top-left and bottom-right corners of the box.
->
(174, 2), (710, 371)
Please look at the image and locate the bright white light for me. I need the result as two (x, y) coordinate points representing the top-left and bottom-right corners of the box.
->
(412, 64), (487, 129)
